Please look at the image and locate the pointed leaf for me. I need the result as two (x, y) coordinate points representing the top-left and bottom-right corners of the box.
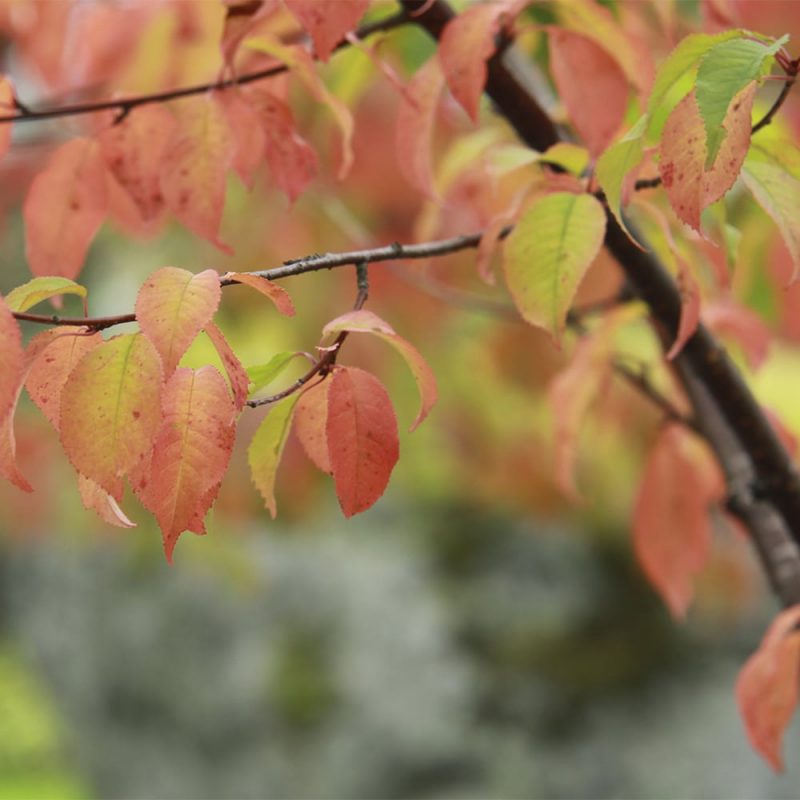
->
(25, 327), (101, 430)
(295, 379), (332, 473)
(323, 309), (437, 431)
(224, 271), (295, 316)
(439, 3), (506, 122)
(98, 104), (176, 227)
(633, 424), (719, 619)
(204, 321), (250, 410)
(696, 35), (785, 167)
(60, 333), (163, 500)
(161, 96), (235, 252)
(248, 393), (300, 518)
(136, 267), (222, 375)
(396, 56), (446, 198)
(137, 366), (236, 563)
(548, 28), (629, 157)
(659, 84), (755, 231)
(23, 137), (108, 279)
(0, 297), (24, 425)
(736, 605), (800, 773)
(327, 366), (398, 517)
(284, 0), (369, 62)
(4, 277), (87, 313)
(503, 192), (606, 342)
(247, 352), (299, 394)
(78, 474), (136, 528)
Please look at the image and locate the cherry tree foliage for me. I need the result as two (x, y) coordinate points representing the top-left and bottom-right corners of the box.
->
(0, 0), (799, 770)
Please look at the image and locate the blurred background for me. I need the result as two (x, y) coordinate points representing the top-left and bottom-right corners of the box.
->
(1, 0), (800, 797)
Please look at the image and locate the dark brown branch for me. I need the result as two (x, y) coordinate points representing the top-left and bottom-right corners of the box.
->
(12, 310), (136, 331)
(752, 59), (799, 134)
(402, 0), (800, 582)
(0, 11), (407, 125)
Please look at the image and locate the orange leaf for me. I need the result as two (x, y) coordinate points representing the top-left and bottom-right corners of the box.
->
(246, 87), (317, 202)
(548, 28), (629, 158)
(327, 366), (398, 517)
(736, 605), (800, 772)
(632, 424), (720, 619)
(0, 297), (24, 425)
(667, 260), (701, 360)
(224, 270), (296, 316)
(396, 55), (445, 198)
(0, 398), (32, 493)
(59, 333), (163, 501)
(78, 474), (136, 528)
(137, 366), (237, 563)
(0, 77), (14, 161)
(204, 321), (250, 410)
(295, 379), (332, 474)
(136, 267), (222, 375)
(247, 393), (300, 517)
(659, 83), (755, 232)
(439, 3), (506, 123)
(98, 104), (176, 229)
(161, 96), (235, 252)
(323, 309), (437, 431)
(284, 0), (369, 62)
(25, 327), (101, 430)
(705, 299), (771, 371)
(23, 138), (108, 279)
(213, 89), (266, 190)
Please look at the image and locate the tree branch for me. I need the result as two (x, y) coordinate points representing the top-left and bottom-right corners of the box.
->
(0, 11), (408, 126)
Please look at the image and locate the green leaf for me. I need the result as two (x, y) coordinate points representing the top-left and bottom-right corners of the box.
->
(503, 192), (607, 342)
(696, 35), (786, 167)
(596, 114), (647, 240)
(646, 29), (745, 140)
(247, 352), (298, 393)
(4, 277), (87, 313)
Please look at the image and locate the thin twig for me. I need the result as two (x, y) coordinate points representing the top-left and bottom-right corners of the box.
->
(0, 11), (408, 125)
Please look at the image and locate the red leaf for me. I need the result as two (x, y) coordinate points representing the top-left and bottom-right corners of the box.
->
(548, 27), (629, 158)
(705, 299), (771, 370)
(327, 367), (398, 517)
(633, 424), (720, 618)
(59, 333), (163, 501)
(396, 56), (446, 198)
(439, 3), (507, 122)
(224, 270), (296, 316)
(0, 400), (32, 493)
(323, 309), (437, 431)
(136, 366), (237, 562)
(78, 474), (136, 528)
(161, 96), (235, 252)
(0, 297), (24, 425)
(221, 0), (281, 67)
(23, 138), (108, 279)
(136, 267), (222, 375)
(295, 379), (332, 474)
(25, 327), (101, 431)
(98, 104), (176, 229)
(736, 605), (800, 772)
(659, 83), (755, 232)
(284, 0), (369, 62)
(667, 260), (701, 360)
(204, 321), (250, 410)
(213, 89), (266, 190)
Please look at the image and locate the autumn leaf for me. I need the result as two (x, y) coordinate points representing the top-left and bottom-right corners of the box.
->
(736, 604), (800, 772)
(659, 83), (755, 232)
(284, 0), (369, 62)
(327, 367), (399, 517)
(0, 399), (32, 493)
(438, 2), (508, 123)
(294, 379), (332, 474)
(248, 393), (300, 517)
(4, 277), (87, 313)
(25, 327), (101, 430)
(396, 55), (446, 198)
(323, 309), (437, 431)
(135, 267), (222, 375)
(0, 77), (13, 161)
(204, 321), (250, 410)
(213, 88), (267, 190)
(0, 297), (24, 426)
(548, 28), (629, 158)
(705, 299), (771, 370)
(23, 137), (108, 279)
(78, 474), (136, 529)
(224, 270), (296, 316)
(633, 424), (720, 619)
(161, 96), (235, 252)
(136, 366), (237, 562)
(99, 104), (176, 229)
(59, 333), (163, 500)
(503, 192), (606, 342)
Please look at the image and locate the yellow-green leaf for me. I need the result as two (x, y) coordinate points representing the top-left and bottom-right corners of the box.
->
(4, 277), (87, 313)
